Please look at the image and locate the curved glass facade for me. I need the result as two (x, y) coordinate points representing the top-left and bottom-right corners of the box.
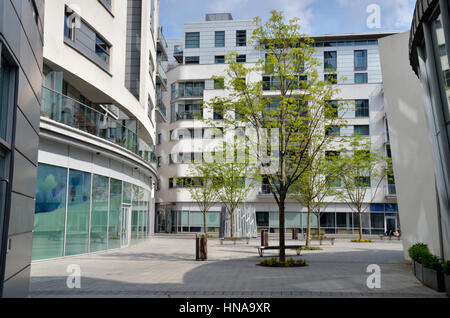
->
(32, 163), (152, 260)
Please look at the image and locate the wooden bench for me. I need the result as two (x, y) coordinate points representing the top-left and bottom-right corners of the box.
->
(310, 237), (335, 246)
(379, 235), (401, 241)
(220, 237), (250, 245)
(257, 245), (304, 257)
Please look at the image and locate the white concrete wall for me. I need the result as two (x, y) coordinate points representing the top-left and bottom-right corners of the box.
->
(43, 0), (158, 144)
(380, 31), (441, 259)
(156, 27), (395, 214)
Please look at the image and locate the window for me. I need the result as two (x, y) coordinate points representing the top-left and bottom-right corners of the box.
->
(1, 55), (13, 141)
(185, 56), (199, 64)
(354, 50), (367, 70)
(324, 74), (337, 83)
(324, 51), (337, 70)
(90, 175), (109, 253)
(236, 30), (246, 47)
(325, 151), (340, 161)
(169, 178), (174, 189)
(157, 156), (161, 167)
(355, 100), (369, 117)
(354, 125), (370, 136)
(325, 126), (340, 136)
(355, 73), (368, 84)
(325, 100), (338, 119)
(157, 133), (162, 145)
(64, 6), (76, 41)
(213, 106), (223, 120)
(28, 0), (39, 25)
(236, 55), (246, 63)
(32, 164), (68, 260)
(214, 78), (224, 89)
(215, 55), (225, 64)
(185, 32), (200, 48)
(215, 31), (225, 47)
(355, 176), (371, 187)
(176, 104), (202, 120)
(98, 0), (112, 11)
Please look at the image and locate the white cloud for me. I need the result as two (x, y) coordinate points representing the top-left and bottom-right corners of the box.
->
(276, 0), (316, 34)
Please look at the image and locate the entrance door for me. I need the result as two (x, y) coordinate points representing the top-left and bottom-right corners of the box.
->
(121, 206), (131, 247)
(386, 216), (397, 235)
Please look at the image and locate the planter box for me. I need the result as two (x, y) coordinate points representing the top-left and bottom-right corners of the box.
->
(445, 274), (450, 297)
(422, 267), (445, 292)
(414, 261), (423, 282)
(195, 237), (207, 261)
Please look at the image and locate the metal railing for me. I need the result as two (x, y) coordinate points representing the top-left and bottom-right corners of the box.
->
(157, 62), (168, 87)
(158, 27), (168, 53)
(172, 87), (204, 100)
(41, 87), (156, 165)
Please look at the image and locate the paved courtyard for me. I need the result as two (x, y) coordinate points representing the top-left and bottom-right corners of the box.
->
(29, 235), (446, 298)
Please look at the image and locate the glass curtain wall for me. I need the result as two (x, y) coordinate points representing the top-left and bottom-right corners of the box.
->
(32, 164), (151, 260)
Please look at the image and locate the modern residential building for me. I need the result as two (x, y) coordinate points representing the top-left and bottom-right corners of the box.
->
(380, 0), (449, 260)
(31, 0), (163, 262)
(0, 0), (44, 297)
(155, 14), (399, 236)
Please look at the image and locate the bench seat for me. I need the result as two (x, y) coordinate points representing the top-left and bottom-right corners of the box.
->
(257, 245), (304, 257)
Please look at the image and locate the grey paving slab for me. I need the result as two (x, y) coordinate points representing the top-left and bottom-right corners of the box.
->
(29, 236), (447, 298)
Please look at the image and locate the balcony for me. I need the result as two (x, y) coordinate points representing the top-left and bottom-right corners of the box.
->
(157, 27), (168, 62)
(259, 184), (273, 196)
(174, 45), (184, 64)
(156, 62), (168, 90)
(41, 87), (157, 165)
(171, 87), (204, 101)
(156, 89), (167, 121)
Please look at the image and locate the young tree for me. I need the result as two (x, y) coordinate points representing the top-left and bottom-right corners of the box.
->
(211, 159), (257, 238)
(185, 163), (219, 236)
(335, 136), (392, 240)
(208, 11), (343, 261)
(291, 153), (340, 246)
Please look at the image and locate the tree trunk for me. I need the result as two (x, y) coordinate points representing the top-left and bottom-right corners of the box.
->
(203, 210), (208, 236)
(279, 200), (286, 262)
(230, 207), (234, 238)
(358, 211), (363, 240)
(306, 204), (311, 247)
(317, 217), (321, 236)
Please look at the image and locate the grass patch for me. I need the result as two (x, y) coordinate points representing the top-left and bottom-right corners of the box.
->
(311, 235), (328, 239)
(257, 257), (308, 268)
(196, 234), (215, 238)
(350, 239), (372, 243)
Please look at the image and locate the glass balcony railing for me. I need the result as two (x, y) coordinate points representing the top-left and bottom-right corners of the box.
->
(157, 62), (168, 87)
(172, 87), (204, 100)
(41, 87), (157, 165)
(158, 27), (168, 55)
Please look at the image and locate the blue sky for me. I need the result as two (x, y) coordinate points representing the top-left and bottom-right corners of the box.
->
(159, 0), (416, 38)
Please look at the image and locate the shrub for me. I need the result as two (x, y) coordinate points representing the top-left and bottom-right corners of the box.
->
(421, 254), (443, 271)
(351, 239), (372, 243)
(408, 243), (431, 263)
(258, 257), (308, 267)
(442, 260), (450, 275)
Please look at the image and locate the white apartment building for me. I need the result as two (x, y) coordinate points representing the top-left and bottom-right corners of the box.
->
(31, 0), (164, 261)
(155, 13), (399, 236)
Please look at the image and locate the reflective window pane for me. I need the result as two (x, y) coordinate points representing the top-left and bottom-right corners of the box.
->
(431, 12), (450, 141)
(131, 184), (140, 244)
(65, 170), (91, 256)
(0, 57), (11, 140)
(108, 178), (122, 249)
(32, 164), (67, 260)
(90, 175), (109, 252)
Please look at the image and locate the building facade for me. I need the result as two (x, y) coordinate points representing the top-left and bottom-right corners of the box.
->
(382, 0), (450, 259)
(31, 0), (163, 262)
(0, 0), (44, 297)
(155, 14), (399, 236)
